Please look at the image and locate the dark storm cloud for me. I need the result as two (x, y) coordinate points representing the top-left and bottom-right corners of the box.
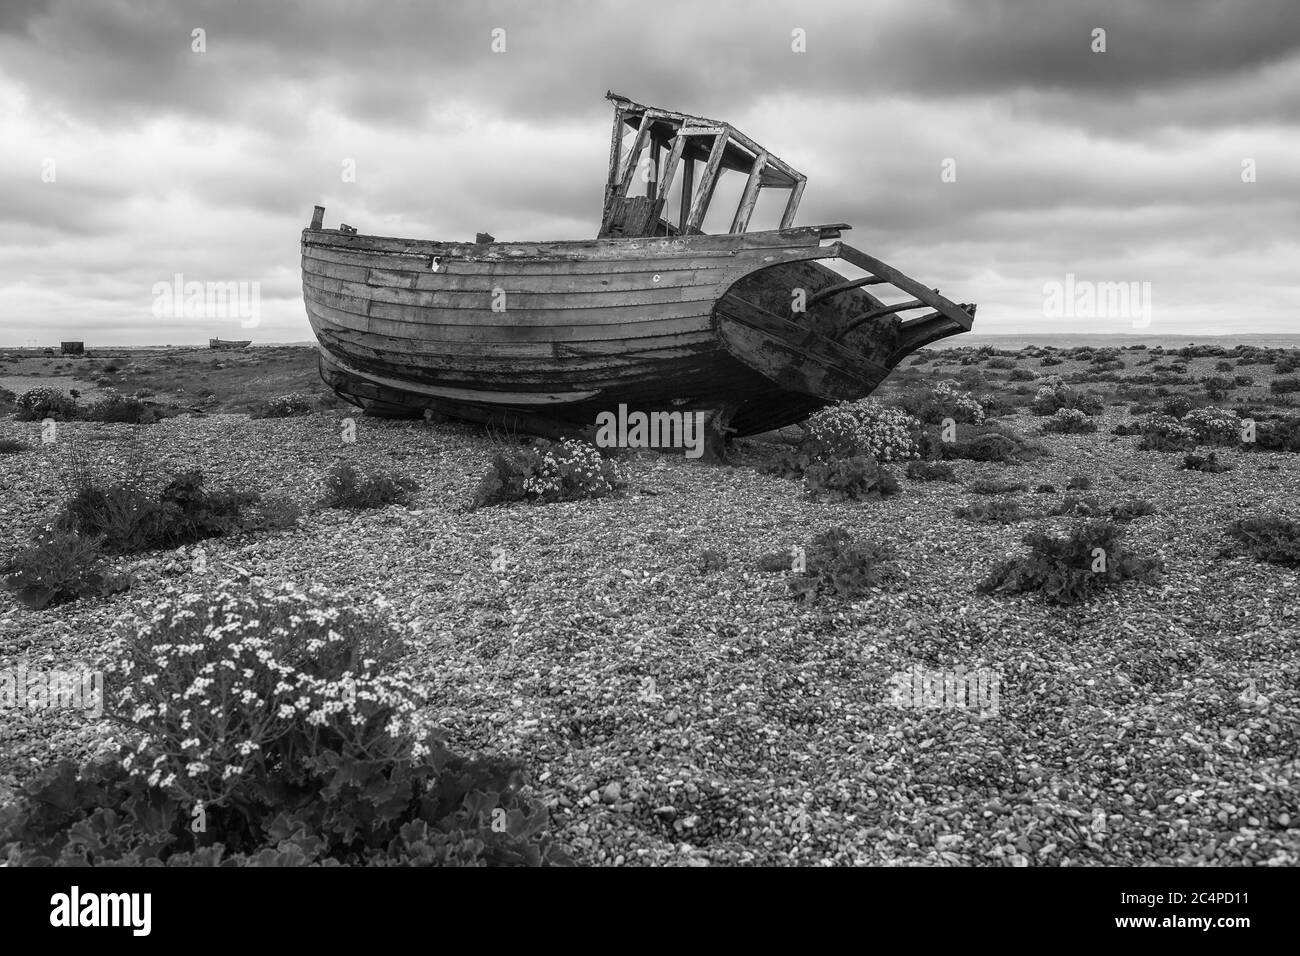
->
(6, 0), (1300, 130)
(1, 0), (1297, 343)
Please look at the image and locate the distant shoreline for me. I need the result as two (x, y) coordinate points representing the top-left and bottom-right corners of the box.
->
(4, 334), (1298, 351)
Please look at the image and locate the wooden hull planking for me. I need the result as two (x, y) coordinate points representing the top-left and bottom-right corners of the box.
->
(301, 224), (974, 439)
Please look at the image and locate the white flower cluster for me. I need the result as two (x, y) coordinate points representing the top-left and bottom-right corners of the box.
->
(1184, 405), (1241, 443)
(107, 581), (433, 804)
(1052, 407), (1088, 425)
(522, 440), (624, 499)
(932, 380), (986, 424)
(805, 399), (922, 462)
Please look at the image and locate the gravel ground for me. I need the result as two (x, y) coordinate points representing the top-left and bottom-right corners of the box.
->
(1, 384), (1297, 866)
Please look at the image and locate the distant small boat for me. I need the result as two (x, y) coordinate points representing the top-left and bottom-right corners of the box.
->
(209, 338), (251, 350)
(301, 92), (975, 454)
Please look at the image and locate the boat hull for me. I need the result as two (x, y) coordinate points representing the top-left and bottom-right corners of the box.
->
(301, 225), (974, 442)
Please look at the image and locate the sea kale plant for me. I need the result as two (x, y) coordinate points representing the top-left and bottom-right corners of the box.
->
(0, 583), (569, 866)
(978, 519), (1160, 605)
(786, 527), (901, 601)
(472, 439), (625, 508)
(1030, 380), (1104, 417)
(801, 399), (922, 462)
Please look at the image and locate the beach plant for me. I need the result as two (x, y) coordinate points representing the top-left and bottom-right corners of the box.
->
(1270, 377), (1300, 395)
(322, 462), (419, 509)
(1183, 406), (1241, 444)
(472, 439), (624, 508)
(1, 530), (130, 610)
(1135, 415), (1198, 452)
(905, 459), (956, 482)
(1041, 408), (1097, 434)
(978, 519), (1160, 605)
(955, 497), (1026, 524)
(0, 582), (569, 866)
(927, 422), (1047, 464)
(1253, 414), (1300, 453)
(802, 454), (900, 501)
(252, 392), (317, 418)
(1225, 515), (1300, 564)
(969, 478), (1027, 495)
(802, 399), (922, 462)
(1030, 381), (1103, 417)
(898, 380), (985, 426)
(787, 527), (900, 601)
(1181, 450), (1233, 473)
(15, 387), (78, 421)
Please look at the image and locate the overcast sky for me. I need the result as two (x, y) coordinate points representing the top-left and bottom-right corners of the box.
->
(1, 0), (1297, 346)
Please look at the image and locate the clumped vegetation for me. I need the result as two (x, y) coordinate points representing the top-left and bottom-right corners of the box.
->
(251, 392), (318, 418)
(1041, 408), (1097, 434)
(1030, 381), (1104, 417)
(0, 583), (569, 866)
(13, 387), (173, 424)
(472, 439), (625, 509)
(1181, 450), (1233, 473)
(802, 455), (901, 501)
(1135, 415), (1199, 452)
(1, 530), (131, 610)
(969, 478), (1027, 495)
(955, 497), (1026, 524)
(0, 437), (28, 454)
(1254, 414), (1300, 453)
(978, 519), (1161, 605)
(897, 380), (985, 425)
(1225, 515), (1300, 564)
(785, 527), (901, 601)
(322, 462), (419, 509)
(926, 422), (1047, 464)
(15, 387), (78, 421)
(2, 445), (299, 609)
(905, 459), (956, 482)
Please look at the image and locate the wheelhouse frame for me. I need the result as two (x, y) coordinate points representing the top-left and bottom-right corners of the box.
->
(599, 91), (807, 239)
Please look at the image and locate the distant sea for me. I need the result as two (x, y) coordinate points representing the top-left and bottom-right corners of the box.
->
(928, 333), (1300, 350)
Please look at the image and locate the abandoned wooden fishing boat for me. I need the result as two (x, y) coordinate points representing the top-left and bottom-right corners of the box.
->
(302, 92), (975, 453)
(209, 338), (251, 350)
